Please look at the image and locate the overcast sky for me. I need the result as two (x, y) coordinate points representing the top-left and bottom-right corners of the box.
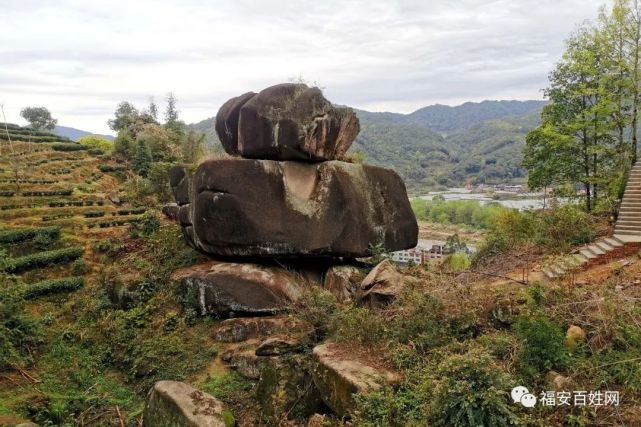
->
(1, 0), (605, 134)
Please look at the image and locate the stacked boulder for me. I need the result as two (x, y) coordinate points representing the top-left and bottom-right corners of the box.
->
(155, 83), (418, 424)
(170, 83), (416, 259)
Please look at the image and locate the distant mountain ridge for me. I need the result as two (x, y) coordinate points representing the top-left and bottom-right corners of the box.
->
(53, 125), (115, 142)
(187, 99), (546, 192)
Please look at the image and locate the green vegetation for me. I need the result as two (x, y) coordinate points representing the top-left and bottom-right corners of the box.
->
(524, 2), (641, 212)
(77, 135), (114, 154)
(411, 198), (508, 229)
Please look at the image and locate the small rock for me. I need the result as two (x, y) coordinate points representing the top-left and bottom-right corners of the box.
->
(359, 259), (408, 308)
(311, 342), (401, 417)
(546, 370), (574, 391)
(161, 203), (179, 220)
(307, 413), (330, 427)
(255, 336), (302, 356)
(143, 380), (234, 427)
(565, 325), (587, 348)
(324, 265), (364, 303)
(221, 349), (263, 379)
(489, 297), (520, 326)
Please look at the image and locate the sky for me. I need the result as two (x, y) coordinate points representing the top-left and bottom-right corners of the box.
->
(1, 0), (605, 135)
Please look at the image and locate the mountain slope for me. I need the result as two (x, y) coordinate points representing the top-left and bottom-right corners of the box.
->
(54, 125), (115, 142)
(406, 100), (546, 134)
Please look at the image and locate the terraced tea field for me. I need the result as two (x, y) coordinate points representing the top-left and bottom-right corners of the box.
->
(0, 125), (147, 299)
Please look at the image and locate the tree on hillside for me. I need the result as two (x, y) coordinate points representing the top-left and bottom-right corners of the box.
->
(113, 129), (136, 160)
(20, 107), (57, 130)
(524, 7), (640, 212)
(164, 92), (184, 134)
(182, 130), (205, 163)
(133, 140), (153, 177)
(147, 97), (159, 121)
(108, 102), (139, 133)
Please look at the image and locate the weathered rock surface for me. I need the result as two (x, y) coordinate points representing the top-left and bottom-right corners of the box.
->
(170, 159), (418, 257)
(256, 355), (323, 419)
(221, 349), (263, 379)
(324, 265), (364, 303)
(212, 315), (312, 343)
(359, 259), (407, 308)
(215, 91), (257, 155)
(255, 336), (303, 356)
(143, 380), (234, 427)
(216, 83), (359, 161)
(178, 261), (304, 317)
(169, 166), (190, 206)
(311, 343), (401, 417)
(162, 202), (179, 220)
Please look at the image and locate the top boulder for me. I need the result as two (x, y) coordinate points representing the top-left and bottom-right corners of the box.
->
(215, 83), (360, 161)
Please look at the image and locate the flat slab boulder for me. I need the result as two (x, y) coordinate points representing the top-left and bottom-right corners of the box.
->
(212, 315), (312, 343)
(216, 83), (359, 161)
(171, 159), (418, 258)
(143, 381), (234, 427)
(311, 342), (401, 417)
(179, 262), (304, 317)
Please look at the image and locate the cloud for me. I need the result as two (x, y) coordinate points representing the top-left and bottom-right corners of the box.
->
(0, 0), (604, 133)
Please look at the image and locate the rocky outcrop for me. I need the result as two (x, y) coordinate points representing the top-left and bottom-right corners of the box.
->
(143, 381), (234, 427)
(311, 343), (401, 417)
(179, 262), (304, 317)
(221, 349), (263, 379)
(216, 83), (359, 161)
(170, 159), (417, 257)
(323, 265), (364, 303)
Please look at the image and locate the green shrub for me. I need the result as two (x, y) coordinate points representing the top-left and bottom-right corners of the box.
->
(51, 143), (86, 152)
(78, 135), (114, 154)
(514, 314), (567, 379)
(429, 349), (521, 426)
(445, 252), (471, 272)
(0, 226), (60, 245)
(0, 291), (43, 370)
(4, 247), (83, 273)
(21, 276), (84, 299)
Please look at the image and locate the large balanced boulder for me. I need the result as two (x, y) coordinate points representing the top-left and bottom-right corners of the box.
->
(178, 261), (304, 317)
(216, 83), (360, 161)
(170, 159), (418, 258)
(311, 343), (402, 417)
(143, 381), (234, 427)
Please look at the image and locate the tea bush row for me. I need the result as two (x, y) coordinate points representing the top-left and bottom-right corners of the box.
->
(21, 276), (85, 299)
(3, 247), (83, 273)
(0, 226), (60, 244)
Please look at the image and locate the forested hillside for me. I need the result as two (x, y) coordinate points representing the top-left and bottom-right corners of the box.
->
(189, 100), (544, 192)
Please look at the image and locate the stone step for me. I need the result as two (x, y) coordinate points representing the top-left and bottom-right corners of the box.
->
(615, 224), (641, 232)
(594, 241), (614, 252)
(616, 220), (641, 227)
(614, 228), (641, 236)
(586, 245), (606, 256)
(573, 253), (590, 264)
(604, 237), (624, 247)
(580, 248), (598, 259)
